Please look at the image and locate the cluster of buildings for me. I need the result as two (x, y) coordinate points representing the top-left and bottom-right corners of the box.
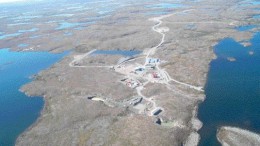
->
(133, 58), (161, 78)
(144, 58), (160, 70)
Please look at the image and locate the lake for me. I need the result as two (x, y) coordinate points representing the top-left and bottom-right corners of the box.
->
(0, 49), (67, 146)
(198, 32), (260, 146)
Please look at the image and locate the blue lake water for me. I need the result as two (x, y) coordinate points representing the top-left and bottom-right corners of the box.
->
(0, 28), (38, 40)
(17, 44), (29, 47)
(18, 28), (39, 33)
(29, 35), (41, 39)
(55, 22), (82, 30)
(146, 3), (184, 9)
(0, 49), (67, 146)
(239, 0), (260, 7)
(236, 25), (256, 31)
(8, 23), (31, 26)
(92, 50), (141, 56)
(52, 14), (74, 17)
(251, 1), (260, 5)
(56, 21), (95, 30)
(98, 10), (113, 15)
(11, 15), (42, 23)
(0, 0), (128, 43)
(198, 32), (260, 146)
(253, 14), (260, 19)
(145, 2), (186, 16)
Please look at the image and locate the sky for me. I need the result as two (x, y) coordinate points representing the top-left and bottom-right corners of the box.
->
(0, 0), (28, 3)
(0, 0), (43, 4)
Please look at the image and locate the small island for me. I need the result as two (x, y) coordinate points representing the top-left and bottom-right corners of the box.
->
(249, 51), (254, 55)
(217, 126), (260, 146)
(227, 57), (236, 62)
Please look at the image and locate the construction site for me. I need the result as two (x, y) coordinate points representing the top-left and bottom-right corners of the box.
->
(68, 21), (204, 125)
(66, 9), (205, 130)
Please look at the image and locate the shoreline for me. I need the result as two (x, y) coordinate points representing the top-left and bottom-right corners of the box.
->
(14, 0), (260, 145)
(147, 12), (206, 145)
(197, 31), (260, 146)
(217, 126), (260, 146)
(15, 95), (46, 144)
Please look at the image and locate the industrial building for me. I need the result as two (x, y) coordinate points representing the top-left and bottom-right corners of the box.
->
(152, 72), (160, 78)
(151, 108), (162, 116)
(146, 58), (160, 64)
(135, 67), (145, 72)
(130, 97), (143, 106)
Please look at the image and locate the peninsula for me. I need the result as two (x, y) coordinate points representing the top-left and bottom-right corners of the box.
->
(0, 0), (256, 145)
